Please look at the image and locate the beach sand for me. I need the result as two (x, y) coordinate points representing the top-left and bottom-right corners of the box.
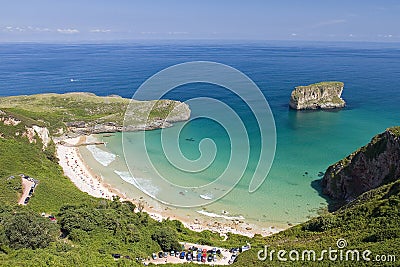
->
(56, 136), (283, 238)
(56, 136), (114, 200)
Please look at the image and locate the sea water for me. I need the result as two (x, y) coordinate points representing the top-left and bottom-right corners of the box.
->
(1, 41), (400, 228)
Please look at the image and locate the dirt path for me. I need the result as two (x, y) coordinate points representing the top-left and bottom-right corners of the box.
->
(18, 178), (35, 205)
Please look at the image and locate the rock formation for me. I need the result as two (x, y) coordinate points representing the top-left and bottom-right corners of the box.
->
(65, 100), (191, 135)
(289, 81), (346, 110)
(322, 127), (400, 201)
(0, 93), (191, 137)
(32, 125), (51, 149)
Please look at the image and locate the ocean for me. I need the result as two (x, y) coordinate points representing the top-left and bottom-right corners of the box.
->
(1, 40), (400, 229)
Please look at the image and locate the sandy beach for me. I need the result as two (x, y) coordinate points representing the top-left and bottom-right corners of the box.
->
(56, 136), (283, 238)
(56, 136), (115, 200)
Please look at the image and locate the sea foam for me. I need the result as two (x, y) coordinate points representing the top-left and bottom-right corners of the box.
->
(114, 170), (159, 198)
(86, 145), (116, 167)
(197, 210), (245, 220)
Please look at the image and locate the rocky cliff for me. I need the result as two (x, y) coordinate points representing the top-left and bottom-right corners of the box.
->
(322, 127), (400, 201)
(65, 100), (191, 135)
(289, 81), (346, 110)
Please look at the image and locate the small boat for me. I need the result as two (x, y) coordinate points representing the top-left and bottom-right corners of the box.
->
(200, 193), (213, 200)
(185, 137), (195, 142)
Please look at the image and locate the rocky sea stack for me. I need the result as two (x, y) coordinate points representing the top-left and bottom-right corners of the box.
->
(322, 127), (400, 202)
(289, 81), (346, 110)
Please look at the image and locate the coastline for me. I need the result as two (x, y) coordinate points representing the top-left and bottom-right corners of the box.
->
(56, 135), (284, 238)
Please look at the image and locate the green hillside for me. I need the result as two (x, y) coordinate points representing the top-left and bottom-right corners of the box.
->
(236, 179), (400, 266)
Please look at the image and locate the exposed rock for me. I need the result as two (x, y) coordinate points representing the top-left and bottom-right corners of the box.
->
(322, 127), (400, 202)
(59, 140), (105, 147)
(65, 121), (86, 128)
(65, 100), (190, 135)
(56, 128), (64, 136)
(22, 127), (37, 144)
(64, 92), (97, 97)
(32, 125), (51, 149)
(1, 116), (21, 126)
(289, 81), (346, 110)
(107, 94), (122, 98)
(66, 120), (175, 135)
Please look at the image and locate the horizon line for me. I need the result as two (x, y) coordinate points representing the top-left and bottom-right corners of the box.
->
(1, 38), (400, 45)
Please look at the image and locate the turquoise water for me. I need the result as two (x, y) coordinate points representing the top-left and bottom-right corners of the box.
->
(1, 41), (399, 228)
(102, 108), (398, 226)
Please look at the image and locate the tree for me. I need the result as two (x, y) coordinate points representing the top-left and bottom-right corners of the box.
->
(122, 201), (136, 213)
(151, 226), (181, 252)
(0, 225), (7, 252)
(4, 212), (58, 249)
(59, 206), (100, 234)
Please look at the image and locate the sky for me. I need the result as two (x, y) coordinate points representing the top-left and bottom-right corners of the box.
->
(0, 0), (399, 42)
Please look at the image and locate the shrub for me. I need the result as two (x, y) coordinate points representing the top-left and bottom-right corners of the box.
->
(302, 214), (338, 232)
(4, 212), (58, 249)
(151, 227), (181, 251)
(364, 229), (400, 242)
(68, 229), (89, 243)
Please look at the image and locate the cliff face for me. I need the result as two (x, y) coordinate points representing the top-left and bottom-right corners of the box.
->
(322, 127), (400, 201)
(289, 82), (346, 110)
(66, 100), (191, 135)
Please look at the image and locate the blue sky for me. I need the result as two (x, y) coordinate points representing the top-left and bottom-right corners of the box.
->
(0, 0), (399, 42)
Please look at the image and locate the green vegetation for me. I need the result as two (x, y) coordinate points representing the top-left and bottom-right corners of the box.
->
(0, 103), (247, 266)
(389, 126), (400, 137)
(151, 226), (181, 252)
(295, 81), (344, 89)
(290, 81), (346, 109)
(148, 100), (177, 120)
(3, 212), (58, 250)
(332, 129), (394, 178)
(1, 93), (399, 266)
(362, 134), (388, 160)
(0, 93), (188, 136)
(0, 93), (129, 135)
(332, 130), (391, 173)
(235, 180), (400, 266)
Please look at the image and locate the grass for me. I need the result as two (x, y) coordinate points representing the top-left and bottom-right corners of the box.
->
(0, 138), (95, 214)
(0, 93), (188, 135)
